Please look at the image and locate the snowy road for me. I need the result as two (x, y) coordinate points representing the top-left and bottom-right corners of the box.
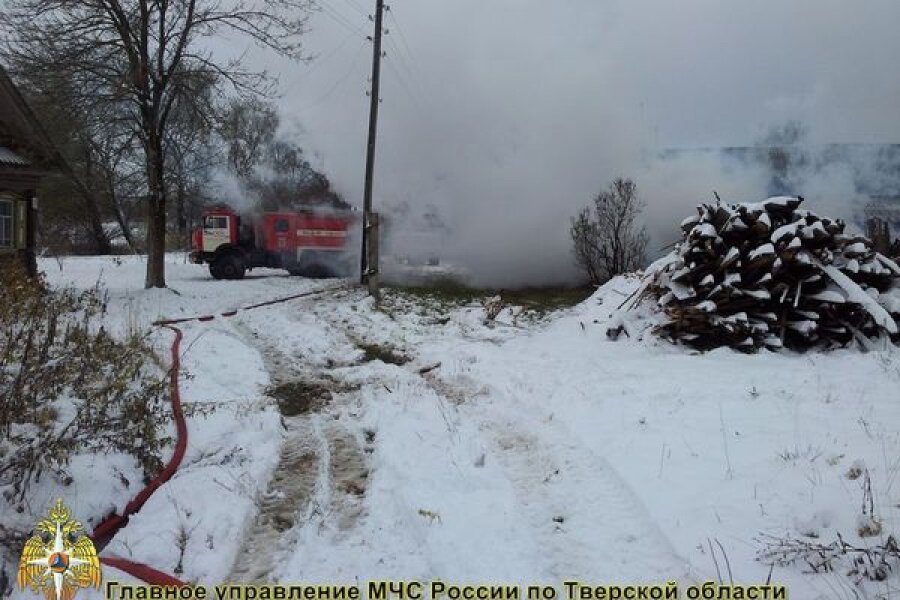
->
(8, 255), (899, 600)
(229, 312), (371, 583)
(229, 292), (697, 585)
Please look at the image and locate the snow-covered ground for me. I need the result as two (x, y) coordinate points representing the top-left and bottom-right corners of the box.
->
(6, 254), (900, 599)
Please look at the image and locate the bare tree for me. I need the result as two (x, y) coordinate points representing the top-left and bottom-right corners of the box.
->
(218, 98), (347, 211)
(164, 72), (219, 244)
(1, 0), (312, 287)
(570, 177), (648, 284)
(219, 97), (279, 179)
(91, 132), (145, 253)
(168, 122), (218, 246)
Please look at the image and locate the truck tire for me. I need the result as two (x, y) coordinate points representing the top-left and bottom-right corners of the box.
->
(287, 263), (333, 278)
(215, 254), (246, 280)
(209, 261), (223, 280)
(304, 263), (334, 278)
(291, 250), (342, 278)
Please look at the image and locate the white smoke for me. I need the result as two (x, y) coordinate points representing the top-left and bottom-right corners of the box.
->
(229, 0), (900, 286)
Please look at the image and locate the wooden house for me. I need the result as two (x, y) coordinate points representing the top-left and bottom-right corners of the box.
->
(0, 63), (58, 277)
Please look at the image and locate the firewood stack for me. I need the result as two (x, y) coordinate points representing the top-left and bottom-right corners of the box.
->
(624, 196), (900, 352)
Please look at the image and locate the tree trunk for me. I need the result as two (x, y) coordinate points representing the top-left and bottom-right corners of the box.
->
(101, 161), (139, 253)
(176, 177), (190, 250)
(77, 150), (112, 254)
(145, 195), (166, 288)
(176, 174), (187, 236)
(113, 201), (138, 253)
(87, 203), (112, 255)
(144, 135), (167, 288)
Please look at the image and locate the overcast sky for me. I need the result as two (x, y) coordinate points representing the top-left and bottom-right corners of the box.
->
(246, 0), (900, 285)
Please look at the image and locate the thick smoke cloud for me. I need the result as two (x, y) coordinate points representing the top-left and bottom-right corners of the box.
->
(254, 0), (900, 286)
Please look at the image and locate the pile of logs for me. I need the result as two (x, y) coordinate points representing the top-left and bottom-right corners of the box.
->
(619, 196), (900, 352)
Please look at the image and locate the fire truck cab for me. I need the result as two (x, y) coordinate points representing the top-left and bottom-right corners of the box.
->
(190, 206), (355, 280)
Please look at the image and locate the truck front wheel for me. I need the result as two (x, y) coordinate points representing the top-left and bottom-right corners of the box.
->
(212, 254), (246, 280)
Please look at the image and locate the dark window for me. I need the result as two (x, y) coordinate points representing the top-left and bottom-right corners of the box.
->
(204, 215), (228, 229)
(275, 219), (290, 232)
(0, 199), (12, 248)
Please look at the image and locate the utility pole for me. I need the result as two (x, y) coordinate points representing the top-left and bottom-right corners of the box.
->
(360, 0), (385, 298)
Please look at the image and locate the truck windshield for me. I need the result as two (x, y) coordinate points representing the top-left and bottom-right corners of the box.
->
(204, 216), (228, 229)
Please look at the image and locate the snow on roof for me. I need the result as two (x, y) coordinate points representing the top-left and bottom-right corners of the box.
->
(0, 145), (31, 167)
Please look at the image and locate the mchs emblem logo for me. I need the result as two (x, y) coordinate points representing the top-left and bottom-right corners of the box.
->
(18, 499), (101, 600)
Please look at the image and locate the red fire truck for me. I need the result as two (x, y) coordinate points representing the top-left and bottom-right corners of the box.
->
(190, 206), (356, 279)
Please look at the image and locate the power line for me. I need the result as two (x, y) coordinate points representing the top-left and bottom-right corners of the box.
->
(385, 6), (417, 70)
(382, 43), (428, 113)
(313, 0), (367, 38)
(386, 45), (440, 113)
(296, 39), (370, 113)
(337, 0), (368, 18)
(383, 34), (413, 79)
(383, 6), (439, 108)
(282, 29), (360, 95)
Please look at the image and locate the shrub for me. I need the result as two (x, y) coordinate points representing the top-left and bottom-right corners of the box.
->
(0, 265), (170, 506)
(570, 178), (649, 285)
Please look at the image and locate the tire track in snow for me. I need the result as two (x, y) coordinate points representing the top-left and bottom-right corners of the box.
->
(267, 291), (696, 583)
(491, 420), (695, 581)
(229, 417), (320, 583)
(228, 319), (371, 582)
(423, 371), (698, 582)
(238, 292), (696, 582)
(320, 419), (369, 534)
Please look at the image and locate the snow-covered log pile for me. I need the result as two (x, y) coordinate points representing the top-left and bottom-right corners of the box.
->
(616, 196), (900, 352)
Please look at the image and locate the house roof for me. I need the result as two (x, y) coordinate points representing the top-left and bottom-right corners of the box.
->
(0, 146), (31, 167)
(0, 63), (58, 171)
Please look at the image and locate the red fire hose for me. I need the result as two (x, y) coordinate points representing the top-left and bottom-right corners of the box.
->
(99, 555), (188, 587)
(88, 283), (351, 587)
(91, 324), (189, 586)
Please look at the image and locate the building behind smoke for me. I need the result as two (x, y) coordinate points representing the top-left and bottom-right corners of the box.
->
(381, 201), (452, 265)
(660, 143), (900, 234)
(378, 200), (471, 285)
